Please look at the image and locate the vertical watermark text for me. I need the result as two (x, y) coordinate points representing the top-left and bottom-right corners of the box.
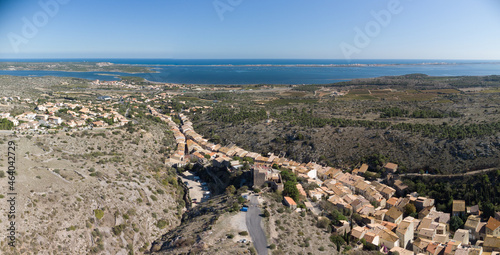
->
(6, 141), (16, 247)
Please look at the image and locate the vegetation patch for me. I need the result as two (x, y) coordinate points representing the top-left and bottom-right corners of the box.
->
(94, 209), (104, 220)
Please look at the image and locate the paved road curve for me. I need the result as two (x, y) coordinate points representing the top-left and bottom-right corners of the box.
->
(246, 195), (268, 255)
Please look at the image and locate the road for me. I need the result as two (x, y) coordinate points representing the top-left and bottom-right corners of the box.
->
(246, 195), (268, 255)
(398, 167), (499, 178)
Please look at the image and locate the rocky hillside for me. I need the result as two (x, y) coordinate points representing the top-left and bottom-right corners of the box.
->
(0, 117), (183, 254)
(150, 194), (255, 255)
(173, 75), (500, 174)
(193, 122), (500, 174)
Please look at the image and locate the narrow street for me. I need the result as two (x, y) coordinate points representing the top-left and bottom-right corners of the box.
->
(246, 195), (268, 255)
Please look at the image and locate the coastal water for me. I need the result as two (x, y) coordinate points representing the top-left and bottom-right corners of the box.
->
(0, 59), (499, 84)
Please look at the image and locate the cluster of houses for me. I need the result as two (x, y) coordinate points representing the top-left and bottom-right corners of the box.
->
(280, 161), (500, 254)
(147, 106), (242, 169)
(0, 98), (131, 131)
(92, 79), (181, 90)
(346, 198), (500, 254)
(150, 105), (500, 254)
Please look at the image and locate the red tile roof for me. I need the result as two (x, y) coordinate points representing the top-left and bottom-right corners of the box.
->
(284, 196), (297, 206)
(486, 216), (500, 231)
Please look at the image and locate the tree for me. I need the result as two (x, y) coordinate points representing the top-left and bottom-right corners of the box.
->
(0, 118), (13, 130)
(330, 235), (345, 251)
(330, 209), (347, 225)
(238, 196), (246, 204)
(361, 238), (377, 251)
(263, 209), (270, 217)
(482, 202), (496, 219)
(242, 162), (250, 170)
(352, 213), (363, 226)
(280, 169), (297, 183)
(450, 215), (464, 232)
(238, 185), (248, 194)
(226, 185), (236, 196)
(404, 203), (417, 216)
(317, 217), (331, 229)
(283, 181), (300, 202)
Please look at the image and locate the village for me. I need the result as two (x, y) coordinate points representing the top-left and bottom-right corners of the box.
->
(0, 96), (130, 132)
(146, 104), (500, 254)
(0, 90), (499, 255)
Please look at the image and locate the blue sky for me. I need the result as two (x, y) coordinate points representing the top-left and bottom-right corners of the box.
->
(0, 0), (499, 59)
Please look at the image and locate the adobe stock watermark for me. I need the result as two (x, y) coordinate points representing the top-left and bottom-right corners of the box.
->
(7, 0), (71, 53)
(340, 0), (405, 60)
(213, 0), (244, 21)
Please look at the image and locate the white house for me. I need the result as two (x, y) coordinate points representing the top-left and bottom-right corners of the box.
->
(397, 217), (415, 250)
(48, 116), (63, 125)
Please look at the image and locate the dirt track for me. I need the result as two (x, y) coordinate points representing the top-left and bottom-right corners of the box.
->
(398, 167), (499, 178)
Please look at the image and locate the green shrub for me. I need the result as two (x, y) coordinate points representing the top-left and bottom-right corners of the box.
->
(263, 209), (270, 217)
(238, 196), (246, 204)
(317, 217), (331, 229)
(156, 220), (168, 229)
(248, 247), (256, 255)
(112, 224), (126, 236)
(94, 209), (104, 220)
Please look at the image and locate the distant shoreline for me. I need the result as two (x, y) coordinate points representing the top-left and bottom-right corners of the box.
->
(129, 62), (500, 67)
(0, 60), (499, 85)
(1, 59), (500, 65)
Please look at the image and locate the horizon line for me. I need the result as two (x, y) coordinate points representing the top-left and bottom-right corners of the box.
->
(1, 58), (500, 61)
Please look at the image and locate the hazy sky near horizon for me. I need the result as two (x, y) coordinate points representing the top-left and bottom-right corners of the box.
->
(0, 0), (499, 59)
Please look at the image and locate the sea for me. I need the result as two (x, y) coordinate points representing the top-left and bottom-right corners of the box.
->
(0, 59), (499, 85)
